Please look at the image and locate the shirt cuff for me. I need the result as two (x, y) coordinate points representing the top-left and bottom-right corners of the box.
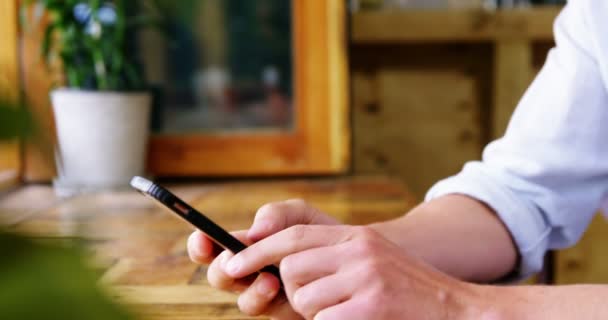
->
(425, 162), (552, 282)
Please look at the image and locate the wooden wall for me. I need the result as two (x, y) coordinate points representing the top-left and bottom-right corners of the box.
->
(556, 215), (608, 284)
(351, 44), (491, 197)
(350, 8), (558, 198)
(0, 0), (21, 189)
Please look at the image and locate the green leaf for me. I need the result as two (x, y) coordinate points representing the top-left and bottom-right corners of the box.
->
(31, 0), (169, 92)
(0, 231), (133, 320)
(41, 21), (60, 66)
(0, 99), (33, 141)
(123, 61), (142, 90)
(65, 65), (82, 88)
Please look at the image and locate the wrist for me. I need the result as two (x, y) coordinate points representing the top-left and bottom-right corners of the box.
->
(457, 284), (534, 320)
(451, 283), (516, 320)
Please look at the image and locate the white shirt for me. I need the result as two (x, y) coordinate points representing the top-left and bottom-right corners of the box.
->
(425, 0), (608, 280)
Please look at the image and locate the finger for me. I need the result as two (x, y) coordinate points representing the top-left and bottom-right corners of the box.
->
(314, 299), (368, 320)
(242, 291), (301, 320)
(207, 250), (252, 292)
(237, 272), (281, 316)
(280, 245), (343, 299)
(188, 230), (249, 265)
(291, 273), (353, 320)
(264, 294), (303, 320)
(225, 225), (354, 278)
(187, 230), (216, 264)
(248, 199), (339, 242)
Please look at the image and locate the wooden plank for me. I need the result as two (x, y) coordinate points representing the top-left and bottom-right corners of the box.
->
(492, 39), (533, 138)
(351, 7), (561, 44)
(0, 172), (19, 191)
(111, 286), (252, 320)
(0, 0), (22, 189)
(112, 286), (237, 305)
(353, 70), (483, 197)
(555, 215), (608, 284)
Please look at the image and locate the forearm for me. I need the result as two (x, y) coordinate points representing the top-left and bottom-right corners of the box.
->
(476, 284), (608, 319)
(370, 194), (518, 282)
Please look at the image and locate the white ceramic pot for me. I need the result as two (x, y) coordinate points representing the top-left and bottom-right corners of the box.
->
(51, 89), (151, 195)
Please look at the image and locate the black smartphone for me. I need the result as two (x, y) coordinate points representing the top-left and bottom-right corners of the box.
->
(130, 176), (282, 284)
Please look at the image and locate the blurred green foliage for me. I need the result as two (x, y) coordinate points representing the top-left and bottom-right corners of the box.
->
(0, 98), (32, 140)
(26, 0), (169, 91)
(0, 99), (132, 319)
(0, 233), (132, 320)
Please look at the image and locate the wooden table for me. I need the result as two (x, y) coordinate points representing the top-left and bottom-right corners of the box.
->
(0, 177), (415, 320)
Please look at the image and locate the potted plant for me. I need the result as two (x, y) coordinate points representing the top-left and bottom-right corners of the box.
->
(29, 0), (166, 195)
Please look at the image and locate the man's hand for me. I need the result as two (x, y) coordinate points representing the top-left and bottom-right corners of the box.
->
(220, 224), (486, 320)
(187, 199), (340, 318)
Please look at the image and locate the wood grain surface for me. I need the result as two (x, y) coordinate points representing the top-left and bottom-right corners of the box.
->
(351, 7), (559, 44)
(0, 177), (415, 320)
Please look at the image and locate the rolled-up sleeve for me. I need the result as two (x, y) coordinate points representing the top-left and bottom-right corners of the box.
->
(426, 0), (608, 280)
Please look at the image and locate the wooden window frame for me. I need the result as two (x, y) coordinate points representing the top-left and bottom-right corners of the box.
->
(14, 0), (350, 180)
(149, 0), (350, 176)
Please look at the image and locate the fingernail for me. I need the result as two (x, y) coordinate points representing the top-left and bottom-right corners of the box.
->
(219, 251), (231, 269)
(188, 234), (202, 258)
(226, 256), (241, 275)
(256, 276), (276, 299)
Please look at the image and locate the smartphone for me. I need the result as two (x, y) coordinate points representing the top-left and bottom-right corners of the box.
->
(130, 176), (282, 285)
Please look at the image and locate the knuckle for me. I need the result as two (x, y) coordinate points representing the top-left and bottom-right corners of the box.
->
(292, 288), (310, 315)
(354, 225), (378, 240)
(360, 256), (383, 276)
(257, 202), (282, 219)
(362, 266), (391, 297)
(206, 253), (232, 289)
(285, 198), (307, 207)
(276, 225), (306, 259)
(285, 198), (322, 221)
(287, 224), (308, 243)
(352, 237), (376, 256)
(361, 294), (382, 316)
(279, 255), (297, 280)
(206, 269), (226, 289)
